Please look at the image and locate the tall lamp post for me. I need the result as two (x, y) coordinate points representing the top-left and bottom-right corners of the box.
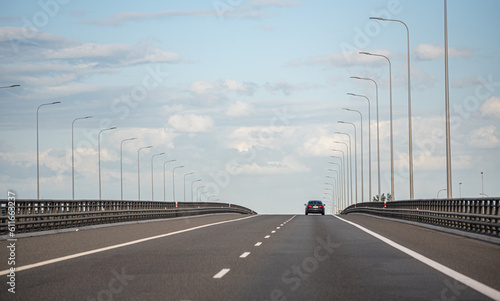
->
(72, 116), (92, 200)
(120, 137), (137, 200)
(196, 186), (206, 202)
(137, 146), (153, 201)
(343, 108), (364, 202)
(183, 172), (195, 202)
(163, 160), (176, 201)
(359, 51), (394, 201)
(336, 130), (357, 204)
(98, 127), (117, 200)
(172, 165), (185, 206)
(191, 179), (202, 202)
(331, 149), (347, 208)
(370, 16), (414, 199)
(350, 77), (380, 204)
(151, 152), (165, 201)
(0, 84), (20, 89)
(481, 172), (484, 197)
(444, 0), (452, 198)
(326, 174), (339, 211)
(333, 141), (352, 206)
(327, 167), (341, 205)
(347, 91), (374, 202)
(37, 101), (61, 199)
(329, 160), (343, 207)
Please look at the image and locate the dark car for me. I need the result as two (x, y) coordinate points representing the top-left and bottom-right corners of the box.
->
(305, 200), (325, 215)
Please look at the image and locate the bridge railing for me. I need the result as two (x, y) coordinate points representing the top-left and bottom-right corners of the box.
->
(343, 198), (500, 237)
(0, 199), (256, 235)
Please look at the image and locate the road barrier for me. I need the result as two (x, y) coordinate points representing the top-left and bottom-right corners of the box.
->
(0, 199), (256, 234)
(343, 198), (499, 237)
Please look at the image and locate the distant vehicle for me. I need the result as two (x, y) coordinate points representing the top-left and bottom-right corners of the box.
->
(305, 200), (325, 215)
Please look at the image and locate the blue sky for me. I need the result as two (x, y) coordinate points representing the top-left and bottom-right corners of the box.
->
(1, 0), (499, 214)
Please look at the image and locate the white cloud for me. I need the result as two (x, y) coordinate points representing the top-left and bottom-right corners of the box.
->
(226, 101), (254, 117)
(452, 76), (483, 89)
(0, 27), (181, 89)
(467, 126), (500, 149)
(299, 127), (333, 157)
(264, 80), (318, 96)
(189, 79), (257, 96)
(415, 43), (473, 61)
(288, 50), (392, 68)
(168, 114), (214, 133)
(161, 104), (184, 115)
(238, 156), (309, 175)
(480, 97), (500, 119)
(189, 80), (214, 94)
(83, 0), (301, 26)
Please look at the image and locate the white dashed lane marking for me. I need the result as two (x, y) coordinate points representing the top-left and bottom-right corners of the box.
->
(240, 252), (250, 258)
(213, 268), (230, 279)
(255, 242), (262, 246)
(264, 235), (270, 239)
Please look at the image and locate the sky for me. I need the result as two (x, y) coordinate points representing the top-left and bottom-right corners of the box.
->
(1, 0), (499, 214)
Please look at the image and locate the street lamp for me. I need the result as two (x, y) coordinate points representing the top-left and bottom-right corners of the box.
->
(324, 186), (334, 214)
(331, 149), (347, 208)
(196, 186), (206, 202)
(191, 179), (202, 202)
(347, 90), (374, 203)
(72, 116), (92, 200)
(351, 76), (381, 205)
(481, 172), (484, 197)
(98, 127), (117, 200)
(183, 172), (195, 202)
(327, 167), (341, 203)
(459, 182), (462, 198)
(359, 51), (394, 200)
(443, 0), (453, 198)
(120, 137), (137, 200)
(172, 165), (185, 205)
(333, 141), (352, 206)
(326, 173), (339, 211)
(336, 130), (356, 204)
(343, 108), (365, 202)
(37, 101), (61, 199)
(0, 84), (20, 89)
(163, 160), (176, 201)
(328, 161), (343, 207)
(370, 16), (414, 199)
(151, 152), (165, 201)
(137, 145), (153, 200)
(437, 189), (446, 198)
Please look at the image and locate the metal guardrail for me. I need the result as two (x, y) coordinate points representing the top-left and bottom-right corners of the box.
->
(0, 199), (256, 235)
(343, 198), (500, 237)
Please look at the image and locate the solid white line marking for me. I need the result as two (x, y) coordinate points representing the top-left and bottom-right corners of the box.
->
(0, 215), (257, 276)
(264, 235), (270, 238)
(335, 216), (500, 300)
(255, 242), (262, 246)
(240, 252), (250, 258)
(213, 268), (230, 279)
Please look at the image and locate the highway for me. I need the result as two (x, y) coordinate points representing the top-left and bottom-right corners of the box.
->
(1, 213), (499, 300)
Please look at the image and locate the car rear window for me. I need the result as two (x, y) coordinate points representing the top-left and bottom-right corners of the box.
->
(308, 201), (322, 205)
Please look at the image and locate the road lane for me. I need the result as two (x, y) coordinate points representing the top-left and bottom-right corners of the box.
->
(339, 213), (500, 293)
(1, 214), (498, 300)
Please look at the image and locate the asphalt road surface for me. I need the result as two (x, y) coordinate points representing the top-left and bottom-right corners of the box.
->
(1, 213), (499, 300)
